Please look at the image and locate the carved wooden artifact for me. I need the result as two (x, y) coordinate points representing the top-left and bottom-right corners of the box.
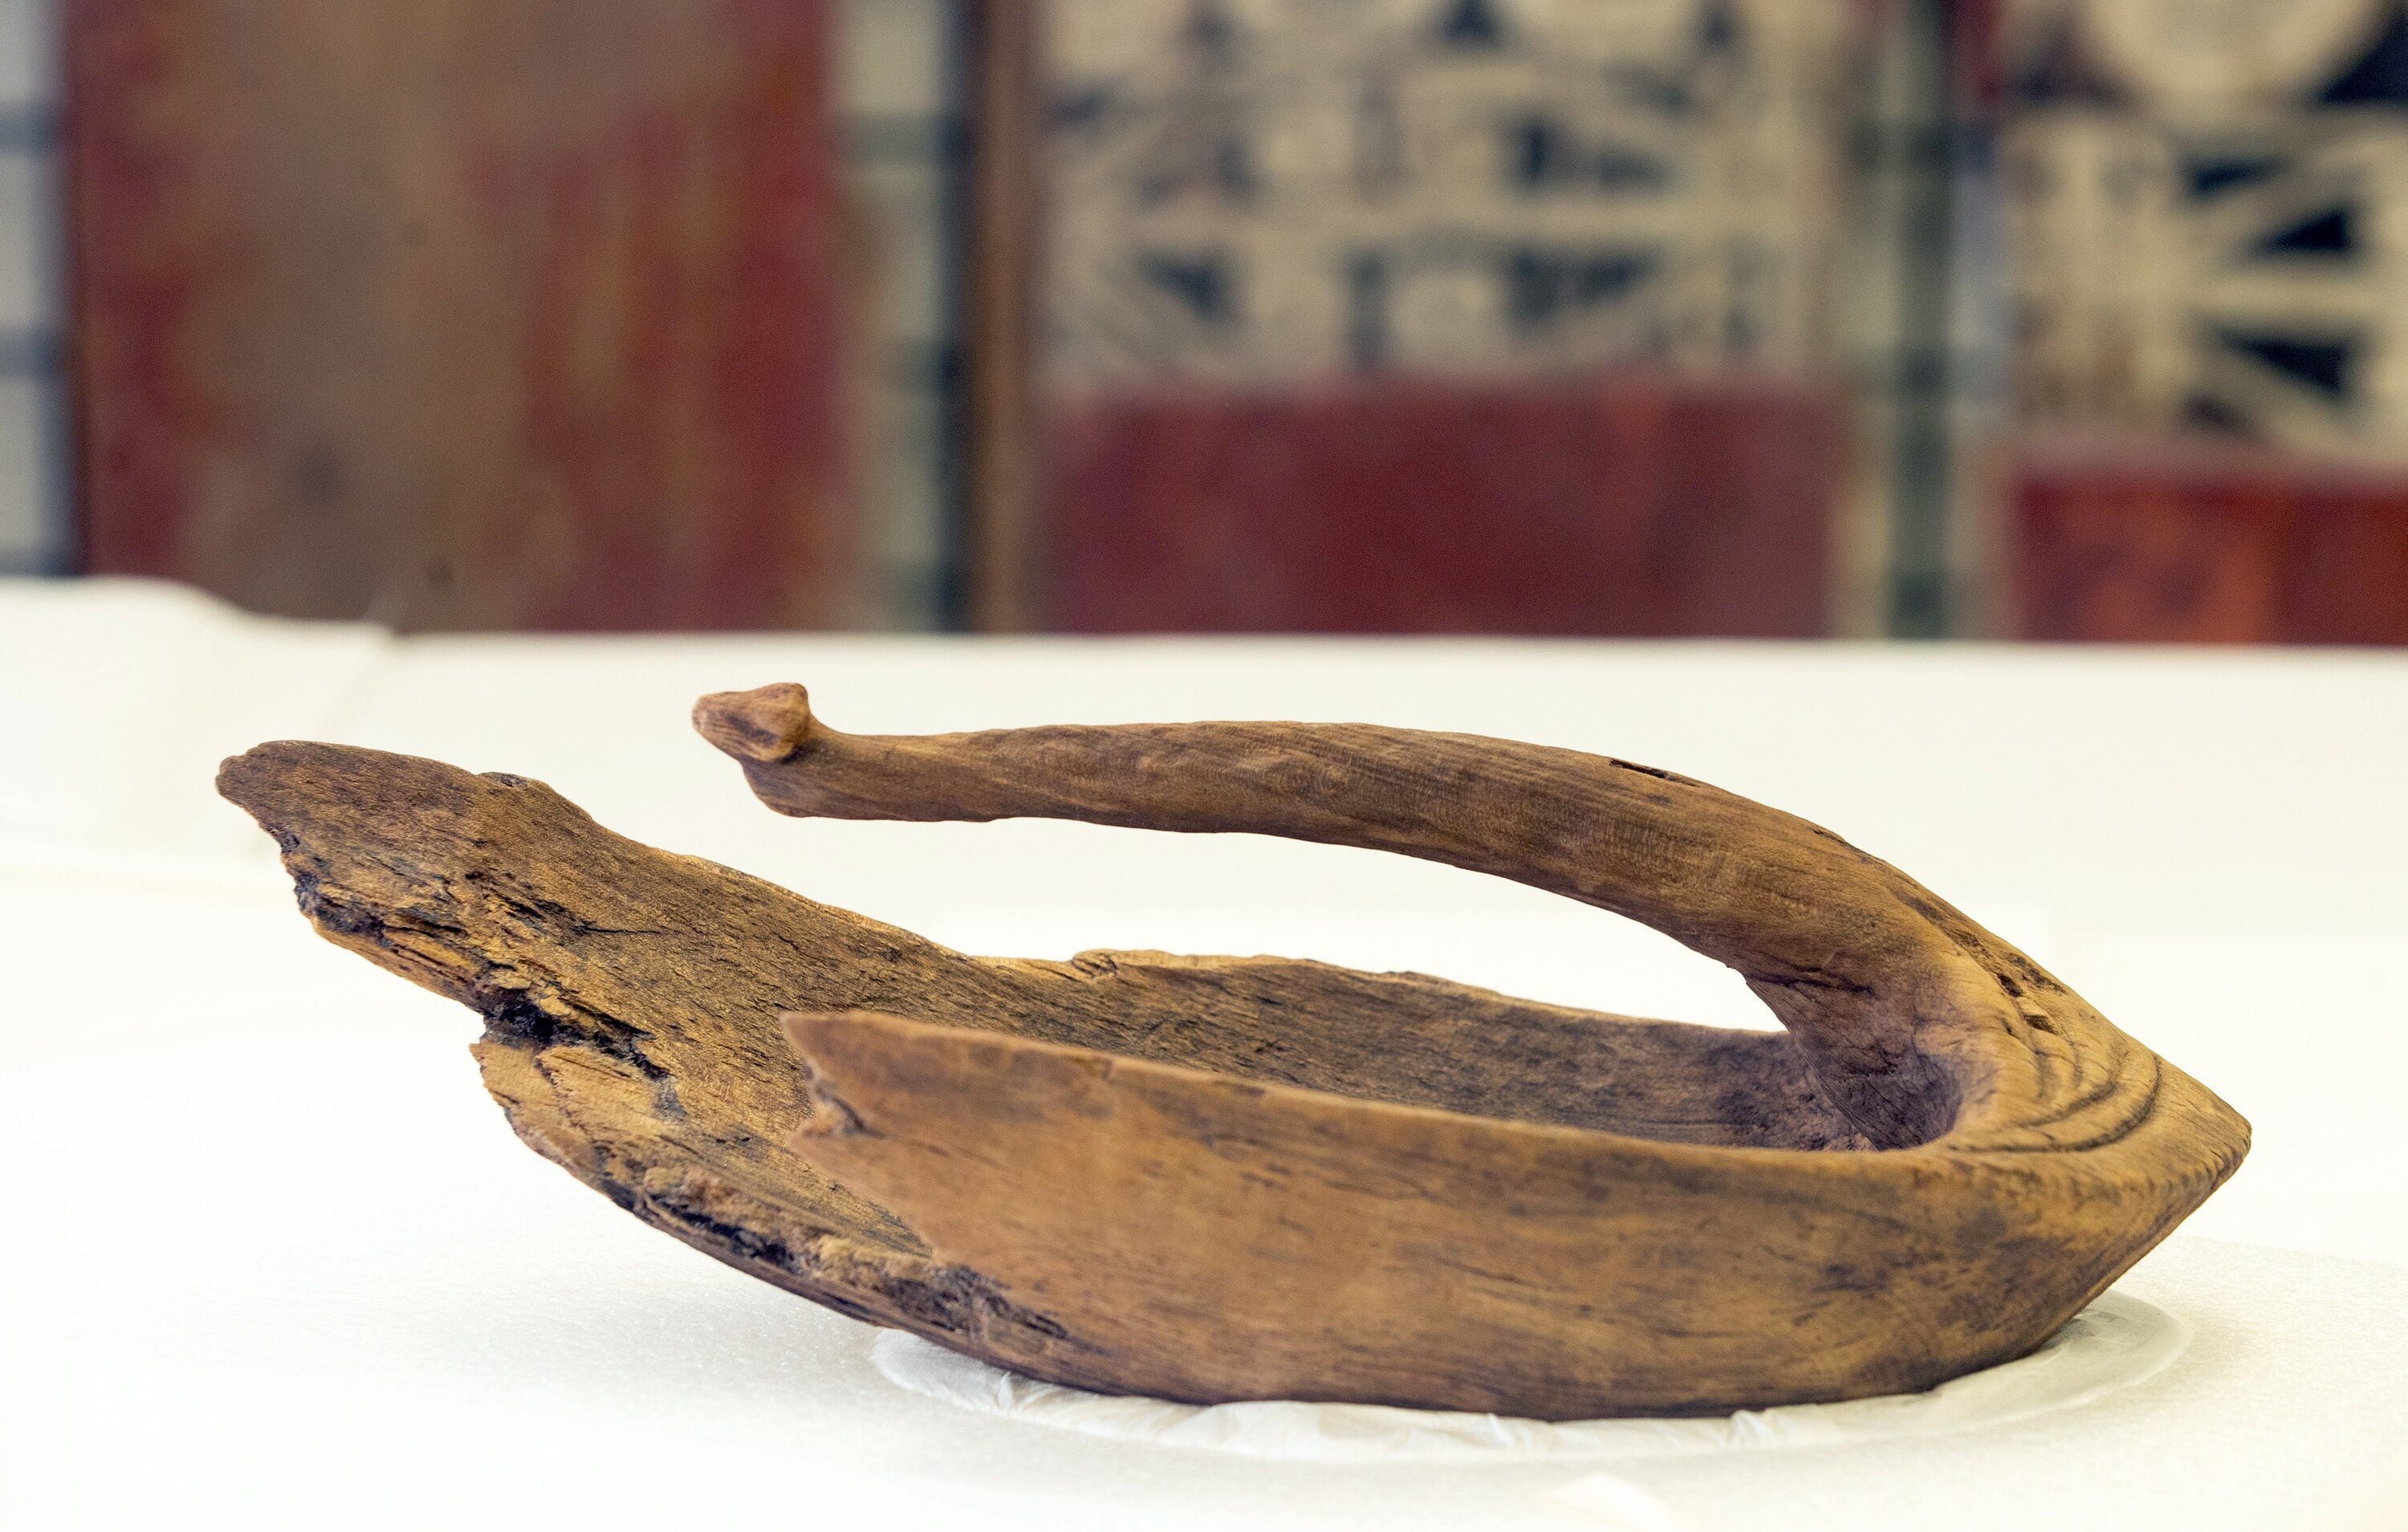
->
(217, 685), (2248, 1420)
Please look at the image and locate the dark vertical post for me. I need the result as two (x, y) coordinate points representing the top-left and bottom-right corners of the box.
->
(960, 0), (1042, 632)
(1887, 0), (1958, 637)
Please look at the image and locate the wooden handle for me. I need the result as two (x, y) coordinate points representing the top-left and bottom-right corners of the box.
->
(698, 683), (2112, 1154)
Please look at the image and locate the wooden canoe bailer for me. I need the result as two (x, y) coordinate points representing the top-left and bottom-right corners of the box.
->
(217, 685), (2247, 1420)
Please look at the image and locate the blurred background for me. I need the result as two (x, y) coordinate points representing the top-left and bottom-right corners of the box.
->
(6, 0), (2408, 641)
(6, 20), (2408, 1522)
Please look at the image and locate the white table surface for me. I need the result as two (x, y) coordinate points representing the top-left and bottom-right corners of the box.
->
(3, 577), (2404, 1530)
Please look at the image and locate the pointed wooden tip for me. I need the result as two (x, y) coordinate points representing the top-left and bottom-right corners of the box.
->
(775, 1011), (881, 1141)
(775, 1009), (1123, 1154)
(218, 741), (480, 844)
(216, 738), (351, 818)
(693, 683), (816, 763)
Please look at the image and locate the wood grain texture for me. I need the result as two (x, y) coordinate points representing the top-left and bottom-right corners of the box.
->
(218, 685), (2247, 1419)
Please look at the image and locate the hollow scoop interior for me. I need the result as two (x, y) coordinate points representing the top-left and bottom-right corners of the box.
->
(1018, 950), (1874, 1151)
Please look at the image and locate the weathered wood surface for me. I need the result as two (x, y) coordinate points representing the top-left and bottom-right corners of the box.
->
(218, 687), (2247, 1419)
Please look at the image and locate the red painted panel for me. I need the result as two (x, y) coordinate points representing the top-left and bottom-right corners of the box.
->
(2286, 495), (2408, 645)
(1043, 376), (1843, 637)
(69, 0), (856, 630)
(2014, 446), (2408, 644)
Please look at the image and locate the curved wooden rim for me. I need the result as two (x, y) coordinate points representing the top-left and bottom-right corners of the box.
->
(696, 681), (2158, 1160)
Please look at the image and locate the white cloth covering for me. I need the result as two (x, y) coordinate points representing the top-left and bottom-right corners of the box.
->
(870, 1292), (2189, 1464)
(2, 577), (2404, 1530)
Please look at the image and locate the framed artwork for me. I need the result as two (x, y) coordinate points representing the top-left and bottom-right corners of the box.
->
(1998, 0), (2408, 640)
(974, 0), (1861, 635)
